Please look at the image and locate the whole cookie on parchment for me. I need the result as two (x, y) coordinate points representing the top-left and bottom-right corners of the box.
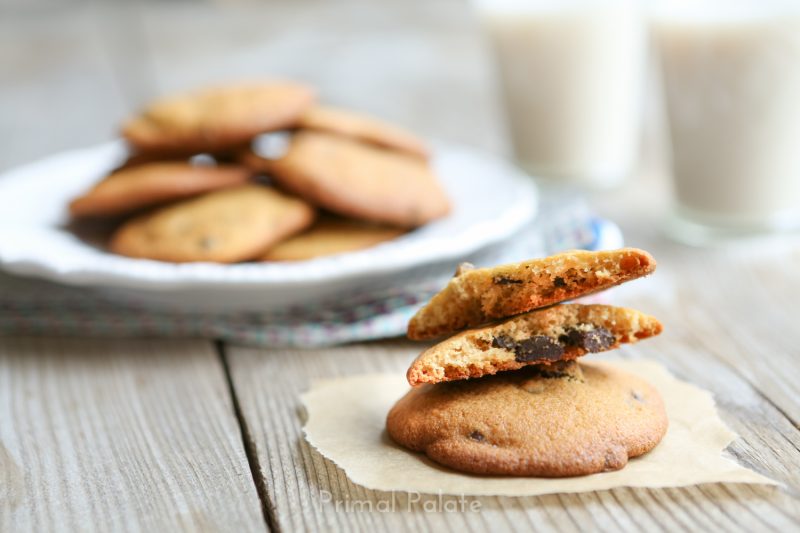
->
(297, 106), (430, 159)
(110, 184), (315, 263)
(407, 248), (657, 340)
(250, 131), (450, 228)
(69, 162), (252, 218)
(387, 361), (668, 477)
(121, 81), (315, 154)
(407, 303), (663, 386)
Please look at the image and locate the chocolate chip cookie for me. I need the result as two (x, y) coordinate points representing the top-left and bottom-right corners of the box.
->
(407, 304), (663, 386)
(297, 106), (430, 159)
(387, 361), (668, 477)
(110, 184), (315, 263)
(261, 217), (406, 261)
(407, 248), (657, 340)
(122, 81), (315, 154)
(69, 162), (252, 218)
(256, 131), (450, 228)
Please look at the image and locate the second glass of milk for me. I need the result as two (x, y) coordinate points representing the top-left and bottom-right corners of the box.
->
(655, 1), (800, 242)
(475, 0), (647, 188)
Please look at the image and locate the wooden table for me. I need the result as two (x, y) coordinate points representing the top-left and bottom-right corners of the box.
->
(2, 1), (799, 531)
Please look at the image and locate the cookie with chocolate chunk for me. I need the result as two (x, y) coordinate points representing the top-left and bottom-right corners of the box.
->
(69, 162), (252, 218)
(122, 81), (315, 154)
(257, 131), (450, 228)
(110, 184), (315, 263)
(407, 248), (657, 340)
(297, 106), (430, 159)
(407, 304), (662, 386)
(387, 361), (668, 477)
(261, 217), (406, 261)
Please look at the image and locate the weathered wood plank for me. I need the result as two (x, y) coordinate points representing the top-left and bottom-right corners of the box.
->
(225, 342), (800, 532)
(0, 337), (265, 533)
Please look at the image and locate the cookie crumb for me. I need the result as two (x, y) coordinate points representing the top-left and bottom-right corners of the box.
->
(455, 262), (475, 277)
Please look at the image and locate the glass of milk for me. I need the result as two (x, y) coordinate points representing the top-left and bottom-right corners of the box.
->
(654, 1), (800, 242)
(474, 0), (647, 188)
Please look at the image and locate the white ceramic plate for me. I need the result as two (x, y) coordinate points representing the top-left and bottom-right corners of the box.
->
(0, 141), (537, 311)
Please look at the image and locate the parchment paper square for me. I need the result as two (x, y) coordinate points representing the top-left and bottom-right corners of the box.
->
(301, 360), (775, 496)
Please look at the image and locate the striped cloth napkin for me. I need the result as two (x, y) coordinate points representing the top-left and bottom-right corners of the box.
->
(0, 195), (621, 347)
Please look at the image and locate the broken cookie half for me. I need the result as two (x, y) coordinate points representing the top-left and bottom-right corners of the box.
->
(407, 247), (656, 340)
(407, 304), (662, 386)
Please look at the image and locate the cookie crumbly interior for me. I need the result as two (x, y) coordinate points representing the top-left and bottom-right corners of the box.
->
(407, 248), (656, 340)
(407, 303), (662, 386)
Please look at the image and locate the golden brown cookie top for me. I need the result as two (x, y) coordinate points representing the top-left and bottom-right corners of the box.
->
(265, 131), (450, 228)
(109, 184), (315, 263)
(406, 303), (663, 386)
(297, 106), (430, 159)
(407, 248), (657, 340)
(69, 162), (252, 218)
(121, 81), (316, 154)
(261, 217), (406, 261)
(387, 361), (668, 477)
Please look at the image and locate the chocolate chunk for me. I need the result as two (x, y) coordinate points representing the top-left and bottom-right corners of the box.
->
(553, 276), (567, 288)
(493, 276), (523, 285)
(491, 335), (517, 351)
(560, 326), (615, 353)
(493, 334), (565, 362)
(469, 430), (485, 442)
(514, 336), (564, 362)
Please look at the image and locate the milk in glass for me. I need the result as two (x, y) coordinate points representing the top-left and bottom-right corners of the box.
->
(655, 1), (800, 239)
(476, 0), (646, 187)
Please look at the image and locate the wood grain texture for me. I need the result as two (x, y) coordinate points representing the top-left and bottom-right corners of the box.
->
(225, 342), (800, 532)
(0, 338), (265, 533)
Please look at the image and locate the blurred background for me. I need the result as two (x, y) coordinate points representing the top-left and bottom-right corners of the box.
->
(4, 0), (800, 251)
(0, 0), (509, 168)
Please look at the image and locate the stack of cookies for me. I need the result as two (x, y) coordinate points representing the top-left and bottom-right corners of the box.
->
(387, 248), (669, 477)
(68, 81), (450, 263)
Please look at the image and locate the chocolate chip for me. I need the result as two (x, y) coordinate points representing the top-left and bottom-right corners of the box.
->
(493, 334), (565, 362)
(198, 237), (216, 250)
(631, 390), (643, 402)
(469, 430), (485, 442)
(553, 276), (567, 288)
(560, 326), (615, 353)
(493, 276), (523, 285)
(491, 335), (517, 351)
(514, 336), (564, 362)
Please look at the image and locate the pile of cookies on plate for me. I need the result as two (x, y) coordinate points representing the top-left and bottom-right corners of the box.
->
(68, 81), (450, 263)
(387, 248), (668, 477)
